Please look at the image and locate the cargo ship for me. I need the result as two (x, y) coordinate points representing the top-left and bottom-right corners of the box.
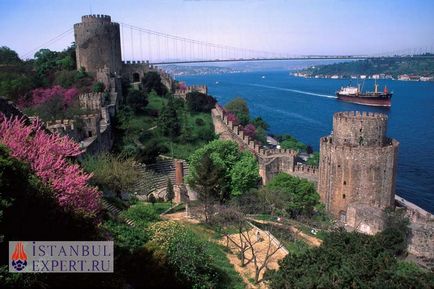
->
(336, 81), (392, 107)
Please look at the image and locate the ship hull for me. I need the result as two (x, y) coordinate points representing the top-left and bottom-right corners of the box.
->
(336, 94), (392, 107)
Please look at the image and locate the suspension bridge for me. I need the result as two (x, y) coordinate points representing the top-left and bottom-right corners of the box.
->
(21, 20), (434, 64)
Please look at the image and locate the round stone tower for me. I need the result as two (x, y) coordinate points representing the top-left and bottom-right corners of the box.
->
(74, 15), (122, 74)
(318, 111), (399, 224)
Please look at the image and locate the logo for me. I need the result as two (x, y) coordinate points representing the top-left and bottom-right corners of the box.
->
(9, 241), (113, 273)
(11, 241), (28, 271)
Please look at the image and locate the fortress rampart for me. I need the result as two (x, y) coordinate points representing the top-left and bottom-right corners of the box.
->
(74, 15), (122, 74)
(79, 92), (104, 111)
(319, 111), (399, 234)
(174, 85), (208, 99)
(212, 104), (317, 184)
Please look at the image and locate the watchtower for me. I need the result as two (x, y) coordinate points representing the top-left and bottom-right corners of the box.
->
(318, 111), (399, 228)
(74, 15), (122, 74)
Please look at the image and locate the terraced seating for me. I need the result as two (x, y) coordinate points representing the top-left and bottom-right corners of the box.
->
(131, 159), (189, 198)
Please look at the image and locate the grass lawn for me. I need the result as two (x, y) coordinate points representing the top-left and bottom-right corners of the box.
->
(120, 201), (172, 227)
(147, 93), (168, 111)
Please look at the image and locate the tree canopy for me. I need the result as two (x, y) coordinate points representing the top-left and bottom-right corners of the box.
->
(185, 91), (216, 113)
(265, 173), (320, 217)
(266, 228), (434, 289)
(188, 140), (259, 202)
(225, 97), (250, 126)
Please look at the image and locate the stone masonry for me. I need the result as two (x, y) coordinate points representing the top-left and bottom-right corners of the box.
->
(318, 111), (399, 234)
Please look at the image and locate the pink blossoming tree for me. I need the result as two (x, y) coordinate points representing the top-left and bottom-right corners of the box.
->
(0, 114), (101, 215)
(243, 123), (256, 138)
(20, 85), (79, 108)
(226, 112), (239, 125)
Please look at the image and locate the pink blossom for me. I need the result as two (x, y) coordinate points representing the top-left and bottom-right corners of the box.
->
(243, 123), (256, 138)
(226, 112), (239, 125)
(22, 85), (79, 108)
(0, 114), (101, 216)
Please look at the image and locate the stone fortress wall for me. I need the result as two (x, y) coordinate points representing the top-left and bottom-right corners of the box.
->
(318, 111), (399, 222)
(74, 15), (122, 75)
(174, 85), (208, 99)
(212, 104), (318, 184)
(121, 60), (175, 92)
(212, 104), (433, 259)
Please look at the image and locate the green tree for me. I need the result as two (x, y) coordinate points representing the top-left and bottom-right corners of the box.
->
(136, 139), (169, 164)
(252, 116), (269, 130)
(188, 140), (246, 200)
(230, 152), (259, 196)
(82, 153), (140, 199)
(0, 46), (21, 64)
(185, 91), (216, 113)
(126, 89), (149, 112)
(306, 152), (320, 166)
(92, 81), (105, 93)
(166, 178), (175, 205)
(279, 134), (307, 152)
(225, 97), (250, 125)
(188, 154), (226, 222)
(158, 97), (181, 140)
(33, 48), (59, 76)
(266, 173), (319, 218)
(141, 71), (168, 96)
(167, 229), (219, 289)
(266, 230), (434, 289)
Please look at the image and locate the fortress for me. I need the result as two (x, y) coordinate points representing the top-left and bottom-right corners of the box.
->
(1, 14), (431, 261)
(212, 105), (433, 259)
(74, 15), (175, 92)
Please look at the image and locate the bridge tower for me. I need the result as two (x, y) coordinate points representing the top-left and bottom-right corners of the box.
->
(74, 15), (122, 75)
(318, 111), (399, 234)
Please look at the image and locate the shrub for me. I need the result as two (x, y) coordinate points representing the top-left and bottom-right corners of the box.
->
(92, 81), (105, 93)
(195, 117), (205, 126)
(168, 229), (219, 289)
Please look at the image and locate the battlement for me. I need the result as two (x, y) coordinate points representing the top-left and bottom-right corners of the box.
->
(45, 119), (75, 127)
(81, 14), (111, 23)
(174, 85), (208, 98)
(122, 60), (151, 65)
(334, 111), (388, 122)
(79, 92), (104, 111)
(213, 104), (297, 159)
(293, 164), (319, 176)
(332, 111), (388, 147)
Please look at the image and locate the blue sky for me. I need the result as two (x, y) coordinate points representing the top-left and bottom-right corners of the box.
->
(1, 0), (434, 60)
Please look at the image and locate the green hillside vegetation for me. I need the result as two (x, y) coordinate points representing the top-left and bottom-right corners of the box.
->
(301, 55), (434, 78)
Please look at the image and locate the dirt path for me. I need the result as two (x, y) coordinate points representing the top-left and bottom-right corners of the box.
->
(250, 218), (323, 247)
(220, 228), (288, 289)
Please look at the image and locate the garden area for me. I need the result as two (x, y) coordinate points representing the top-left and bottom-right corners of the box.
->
(114, 75), (216, 161)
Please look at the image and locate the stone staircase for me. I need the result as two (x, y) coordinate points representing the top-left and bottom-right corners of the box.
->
(131, 159), (190, 197)
(102, 199), (136, 227)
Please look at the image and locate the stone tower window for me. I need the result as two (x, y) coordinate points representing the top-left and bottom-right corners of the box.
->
(343, 181), (346, 185)
(343, 194), (346, 199)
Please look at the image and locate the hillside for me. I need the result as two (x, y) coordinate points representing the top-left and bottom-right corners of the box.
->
(297, 54), (434, 79)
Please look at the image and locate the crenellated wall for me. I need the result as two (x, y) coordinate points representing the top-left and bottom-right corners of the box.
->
(74, 15), (122, 74)
(174, 85), (208, 99)
(319, 111), (399, 234)
(121, 62), (175, 92)
(212, 104), (316, 184)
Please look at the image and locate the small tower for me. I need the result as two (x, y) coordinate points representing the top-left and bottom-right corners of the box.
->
(74, 15), (122, 74)
(318, 111), (399, 233)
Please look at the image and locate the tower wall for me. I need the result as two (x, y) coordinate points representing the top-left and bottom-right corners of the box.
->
(333, 111), (388, 147)
(318, 111), (399, 223)
(74, 15), (122, 74)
